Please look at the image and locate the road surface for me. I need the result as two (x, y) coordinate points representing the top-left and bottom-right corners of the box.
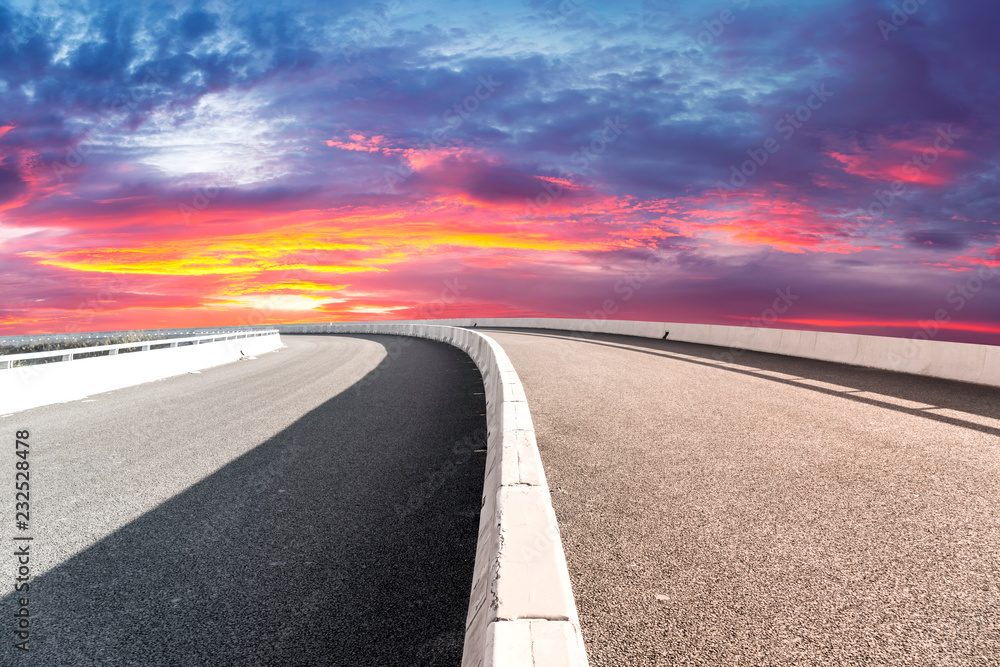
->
(484, 328), (1000, 667)
(1, 334), (486, 666)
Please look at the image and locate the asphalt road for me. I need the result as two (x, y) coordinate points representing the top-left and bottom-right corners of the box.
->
(1, 334), (486, 666)
(484, 328), (1000, 667)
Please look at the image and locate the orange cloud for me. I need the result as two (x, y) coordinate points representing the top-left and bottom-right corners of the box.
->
(665, 189), (873, 254)
(825, 127), (969, 186)
(325, 133), (389, 153)
(24, 232), (382, 276)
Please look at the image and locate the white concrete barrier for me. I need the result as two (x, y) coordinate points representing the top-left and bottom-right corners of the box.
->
(0, 331), (282, 414)
(297, 318), (999, 388)
(276, 323), (589, 667)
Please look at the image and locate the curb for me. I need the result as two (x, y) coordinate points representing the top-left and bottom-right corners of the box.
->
(277, 323), (589, 667)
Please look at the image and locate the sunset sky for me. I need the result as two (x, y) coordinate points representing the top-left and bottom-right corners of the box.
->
(1, 0), (998, 342)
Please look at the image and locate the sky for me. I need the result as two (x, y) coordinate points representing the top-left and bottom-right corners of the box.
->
(0, 0), (998, 343)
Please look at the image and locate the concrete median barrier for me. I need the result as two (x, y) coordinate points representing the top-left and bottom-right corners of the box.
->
(277, 323), (589, 667)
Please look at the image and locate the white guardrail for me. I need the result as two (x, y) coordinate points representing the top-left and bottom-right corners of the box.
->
(0, 330), (279, 370)
(0, 330), (282, 414)
(278, 323), (589, 667)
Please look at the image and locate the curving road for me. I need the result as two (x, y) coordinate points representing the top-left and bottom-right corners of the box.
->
(484, 328), (1000, 667)
(1, 334), (486, 666)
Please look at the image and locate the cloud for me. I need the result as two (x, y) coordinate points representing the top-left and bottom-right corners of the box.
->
(905, 230), (969, 250)
(0, 0), (997, 343)
(178, 9), (220, 42)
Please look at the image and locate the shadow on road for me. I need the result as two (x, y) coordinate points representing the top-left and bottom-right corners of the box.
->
(485, 328), (1000, 437)
(6, 337), (486, 666)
